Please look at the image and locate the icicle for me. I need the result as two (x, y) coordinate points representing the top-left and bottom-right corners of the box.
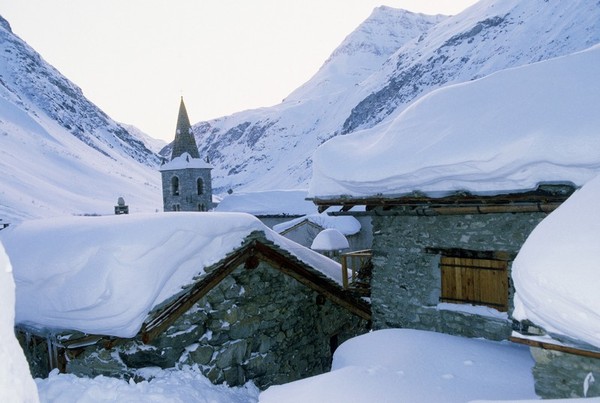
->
(584, 372), (595, 397)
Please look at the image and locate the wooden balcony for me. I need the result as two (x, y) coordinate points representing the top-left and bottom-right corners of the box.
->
(340, 249), (372, 296)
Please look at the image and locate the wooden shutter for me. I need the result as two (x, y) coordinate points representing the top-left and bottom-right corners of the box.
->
(440, 256), (508, 311)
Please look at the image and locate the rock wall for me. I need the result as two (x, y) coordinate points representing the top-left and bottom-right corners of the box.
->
(37, 260), (367, 389)
(370, 209), (546, 340)
(530, 348), (600, 398)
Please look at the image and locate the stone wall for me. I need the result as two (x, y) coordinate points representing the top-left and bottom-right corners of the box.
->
(370, 209), (547, 340)
(530, 348), (600, 398)
(161, 167), (212, 212)
(54, 260), (368, 389)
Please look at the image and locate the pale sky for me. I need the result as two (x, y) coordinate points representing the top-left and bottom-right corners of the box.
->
(0, 1), (478, 142)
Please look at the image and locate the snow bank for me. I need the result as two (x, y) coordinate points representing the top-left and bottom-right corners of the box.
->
(273, 213), (361, 236)
(2, 212), (343, 338)
(215, 190), (317, 216)
(0, 243), (39, 403)
(310, 229), (349, 251)
(260, 329), (537, 403)
(36, 366), (258, 403)
(309, 45), (600, 199)
(512, 174), (600, 348)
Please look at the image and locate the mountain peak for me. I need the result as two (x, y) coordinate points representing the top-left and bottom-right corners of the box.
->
(0, 15), (12, 33)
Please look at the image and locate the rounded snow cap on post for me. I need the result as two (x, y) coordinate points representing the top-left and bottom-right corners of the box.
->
(311, 228), (349, 251)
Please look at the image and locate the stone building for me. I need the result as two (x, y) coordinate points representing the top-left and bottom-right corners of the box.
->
(9, 213), (369, 389)
(160, 98), (213, 212)
(311, 184), (600, 398)
(312, 184), (575, 341)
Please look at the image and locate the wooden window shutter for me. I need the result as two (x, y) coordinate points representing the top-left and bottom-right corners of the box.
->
(440, 255), (508, 311)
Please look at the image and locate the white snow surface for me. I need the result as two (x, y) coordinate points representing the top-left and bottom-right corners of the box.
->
(309, 44), (600, 198)
(274, 213), (361, 236)
(1, 212), (343, 338)
(215, 190), (317, 216)
(310, 229), (350, 251)
(159, 152), (213, 171)
(260, 329), (538, 403)
(0, 19), (162, 224)
(0, 244), (39, 403)
(195, 0), (600, 195)
(34, 328), (587, 403)
(36, 366), (259, 403)
(512, 173), (600, 349)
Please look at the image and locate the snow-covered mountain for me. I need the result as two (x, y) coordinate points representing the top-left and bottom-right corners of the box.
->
(187, 0), (600, 194)
(0, 16), (162, 223)
(185, 7), (443, 194)
(309, 44), (600, 198)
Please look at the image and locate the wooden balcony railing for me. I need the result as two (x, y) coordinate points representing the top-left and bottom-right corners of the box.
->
(340, 249), (372, 289)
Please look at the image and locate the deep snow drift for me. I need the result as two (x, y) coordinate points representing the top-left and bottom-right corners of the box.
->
(512, 173), (600, 349)
(260, 329), (537, 403)
(0, 244), (39, 403)
(309, 45), (600, 198)
(1, 212), (343, 338)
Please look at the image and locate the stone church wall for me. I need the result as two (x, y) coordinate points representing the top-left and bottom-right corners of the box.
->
(28, 261), (367, 389)
(161, 167), (212, 212)
(370, 209), (546, 341)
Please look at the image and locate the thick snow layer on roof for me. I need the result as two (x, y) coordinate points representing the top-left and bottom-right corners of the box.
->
(260, 329), (537, 403)
(159, 152), (213, 171)
(311, 229), (350, 251)
(1, 213), (343, 338)
(309, 45), (600, 199)
(215, 190), (317, 216)
(273, 213), (361, 236)
(512, 174), (600, 349)
(0, 244), (39, 403)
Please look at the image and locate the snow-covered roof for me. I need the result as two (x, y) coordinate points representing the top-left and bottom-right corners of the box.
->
(309, 45), (600, 199)
(512, 173), (600, 349)
(273, 213), (361, 236)
(215, 190), (316, 216)
(1, 212), (344, 338)
(311, 229), (350, 252)
(159, 152), (212, 171)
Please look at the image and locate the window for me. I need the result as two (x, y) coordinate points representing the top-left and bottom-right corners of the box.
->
(171, 176), (180, 196)
(197, 178), (204, 195)
(198, 203), (205, 212)
(172, 203), (180, 211)
(438, 249), (509, 311)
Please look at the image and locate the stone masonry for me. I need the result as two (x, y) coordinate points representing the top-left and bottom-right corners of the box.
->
(38, 260), (368, 389)
(370, 208), (547, 340)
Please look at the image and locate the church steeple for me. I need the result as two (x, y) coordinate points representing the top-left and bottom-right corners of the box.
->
(170, 97), (200, 160)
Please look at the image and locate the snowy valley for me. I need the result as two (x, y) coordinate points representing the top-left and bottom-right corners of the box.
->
(2, 0), (600, 402)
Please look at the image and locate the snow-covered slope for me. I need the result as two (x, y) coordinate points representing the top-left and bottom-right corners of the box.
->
(0, 16), (162, 222)
(342, 0), (600, 133)
(187, 0), (600, 194)
(182, 8), (443, 193)
(309, 44), (600, 198)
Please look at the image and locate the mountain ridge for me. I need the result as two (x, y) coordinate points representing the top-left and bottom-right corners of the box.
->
(185, 0), (600, 195)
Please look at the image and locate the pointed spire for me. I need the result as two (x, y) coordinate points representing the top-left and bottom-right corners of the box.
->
(170, 97), (200, 160)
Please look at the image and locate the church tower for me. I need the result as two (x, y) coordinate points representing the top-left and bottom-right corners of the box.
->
(159, 97), (213, 212)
